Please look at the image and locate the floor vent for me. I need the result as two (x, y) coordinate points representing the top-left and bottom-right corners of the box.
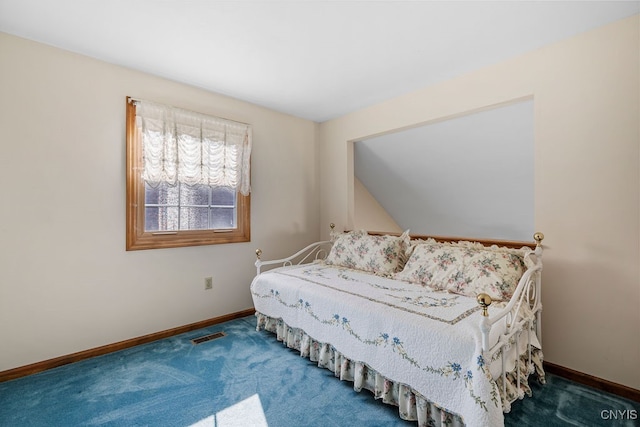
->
(191, 331), (226, 345)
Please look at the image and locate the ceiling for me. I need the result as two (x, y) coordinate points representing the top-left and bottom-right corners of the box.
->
(0, 1), (638, 122)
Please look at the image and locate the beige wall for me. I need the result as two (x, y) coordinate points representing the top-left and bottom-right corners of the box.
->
(319, 16), (640, 389)
(0, 33), (320, 372)
(1, 15), (638, 391)
(354, 177), (402, 232)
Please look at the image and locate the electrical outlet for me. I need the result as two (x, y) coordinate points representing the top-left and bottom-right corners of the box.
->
(204, 277), (213, 290)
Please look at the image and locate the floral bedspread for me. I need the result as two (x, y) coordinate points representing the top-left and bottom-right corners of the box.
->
(250, 262), (505, 427)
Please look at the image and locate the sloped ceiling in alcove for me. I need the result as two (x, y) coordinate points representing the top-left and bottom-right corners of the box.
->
(354, 100), (535, 241)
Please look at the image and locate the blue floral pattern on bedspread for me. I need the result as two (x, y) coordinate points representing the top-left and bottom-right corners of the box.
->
(286, 264), (476, 324)
(250, 263), (505, 427)
(255, 287), (498, 413)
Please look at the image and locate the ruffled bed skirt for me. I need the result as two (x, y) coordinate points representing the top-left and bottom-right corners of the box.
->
(255, 312), (545, 427)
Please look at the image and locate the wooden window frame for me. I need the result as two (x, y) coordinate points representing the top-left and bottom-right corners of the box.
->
(125, 98), (250, 250)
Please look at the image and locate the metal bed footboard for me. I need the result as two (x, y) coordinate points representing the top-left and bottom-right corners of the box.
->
(476, 232), (544, 412)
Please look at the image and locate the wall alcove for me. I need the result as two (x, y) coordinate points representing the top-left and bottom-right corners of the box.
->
(353, 98), (534, 241)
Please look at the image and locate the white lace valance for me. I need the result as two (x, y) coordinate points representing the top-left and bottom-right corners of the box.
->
(134, 100), (252, 195)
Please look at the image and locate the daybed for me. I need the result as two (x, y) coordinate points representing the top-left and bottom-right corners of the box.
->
(250, 226), (545, 427)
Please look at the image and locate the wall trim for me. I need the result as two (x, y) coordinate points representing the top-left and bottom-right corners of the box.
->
(0, 308), (256, 383)
(544, 361), (640, 403)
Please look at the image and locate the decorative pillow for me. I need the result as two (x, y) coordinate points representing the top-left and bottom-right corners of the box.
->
(446, 247), (526, 301)
(325, 230), (409, 277)
(394, 242), (463, 291)
(395, 239), (527, 301)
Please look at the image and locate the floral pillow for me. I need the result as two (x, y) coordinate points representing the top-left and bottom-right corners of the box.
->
(447, 248), (526, 301)
(395, 240), (526, 301)
(393, 242), (463, 291)
(325, 230), (409, 277)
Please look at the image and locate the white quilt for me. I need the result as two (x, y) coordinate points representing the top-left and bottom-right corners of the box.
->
(250, 262), (505, 427)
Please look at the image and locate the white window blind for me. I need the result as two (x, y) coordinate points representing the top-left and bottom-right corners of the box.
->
(134, 100), (252, 196)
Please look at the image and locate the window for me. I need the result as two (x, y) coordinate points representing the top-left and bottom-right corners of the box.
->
(126, 98), (251, 250)
(144, 183), (238, 231)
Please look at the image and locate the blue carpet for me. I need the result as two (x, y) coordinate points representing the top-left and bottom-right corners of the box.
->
(0, 315), (638, 426)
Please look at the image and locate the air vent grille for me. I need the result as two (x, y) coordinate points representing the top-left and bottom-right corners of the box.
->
(191, 331), (226, 345)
